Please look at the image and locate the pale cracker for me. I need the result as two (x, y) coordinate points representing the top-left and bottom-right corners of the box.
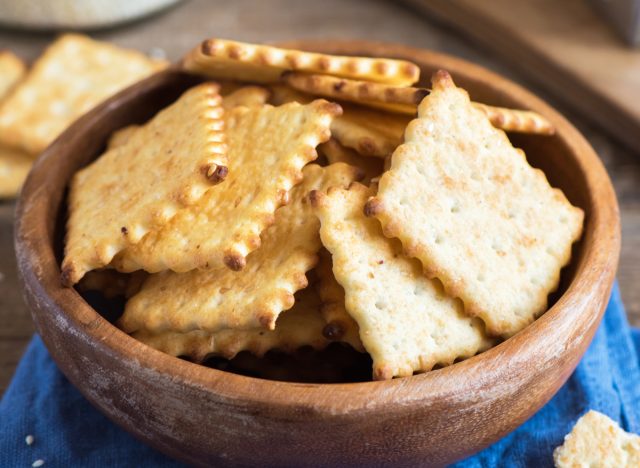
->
(119, 163), (361, 334)
(313, 183), (491, 380)
(112, 100), (340, 274)
(270, 84), (409, 159)
(314, 248), (365, 352)
(319, 138), (384, 185)
(61, 83), (227, 285)
(0, 34), (168, 155)
(103, 86), (268, 151)
(366, 70), (583, 337)
(553, 410), (640, 468)
(182, 38), (420, 85)
(0, 145), (32, 198)
(130, 286), (329, 362)
(0, 50), (26, 99)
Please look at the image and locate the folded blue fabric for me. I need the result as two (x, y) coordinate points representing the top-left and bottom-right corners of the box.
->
(1, 283), (639, 467)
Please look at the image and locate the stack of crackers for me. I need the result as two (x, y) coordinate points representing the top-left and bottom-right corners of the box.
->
(0, 34), (167, 197)
(61, 38), (584, 381)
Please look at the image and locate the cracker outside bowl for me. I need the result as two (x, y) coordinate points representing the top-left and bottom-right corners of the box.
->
(15, 41), (619, 467)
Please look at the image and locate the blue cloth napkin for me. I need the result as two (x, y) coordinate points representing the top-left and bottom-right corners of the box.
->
(1, 283), (639, 467)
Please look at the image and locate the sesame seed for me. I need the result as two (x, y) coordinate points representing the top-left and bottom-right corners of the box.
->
(32, 460), (44, 467)
(25, 434), (34, 445)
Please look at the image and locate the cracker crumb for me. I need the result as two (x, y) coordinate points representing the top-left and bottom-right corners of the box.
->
(25, 434), (34, 445)
(32, 460), (44, 467)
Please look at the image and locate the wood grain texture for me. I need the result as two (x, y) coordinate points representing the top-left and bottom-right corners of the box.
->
(14, 38), (619, 465)
(0, 0), (638, 445)
(401, 0), (640, 152)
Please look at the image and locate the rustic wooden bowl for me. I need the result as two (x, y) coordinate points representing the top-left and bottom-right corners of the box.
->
(14, 40), (620, 467)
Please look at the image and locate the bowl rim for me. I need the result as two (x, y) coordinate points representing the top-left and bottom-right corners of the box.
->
(14, 39), (620, 416)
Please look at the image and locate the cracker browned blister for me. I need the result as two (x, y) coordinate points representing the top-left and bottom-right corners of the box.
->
(0, 145), (32, 198)
(270, 84), (409, 159)
(366, 70), (583, 337)
(61, 83), (227, 285)
(314, 248), (365, 352)
(112, 100), (340, 274)
(182, 38), (420, 86)
(283, 72), (555, 135)
(553, 411), (640, 468)
(119, 163), (361, 334)
(0, 50), (26, 99)
(319, 138), (384, 185)
(130, 286), (330, 362)
(0, 34), (168, 155)
(313, 183), (492, 380)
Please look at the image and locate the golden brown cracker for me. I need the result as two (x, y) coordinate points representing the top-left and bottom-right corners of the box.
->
(112, 100), (340, 274)
(0, 34), (167, 155)
(472, 102), (555, 135)
(554, 411), (640, 468)
(0, 50), (26, 99)
(313, 183), (491, 380)
(62, 83), (227, 285)
(119, 163), (360, 334)
(319, 139), (384, 184)
(314, 248), (364, 352)
(366, 70), (583, 337)
(222, 85), (270, 109)
(183, 38), (420, 85)
(131, 286), (330, 362)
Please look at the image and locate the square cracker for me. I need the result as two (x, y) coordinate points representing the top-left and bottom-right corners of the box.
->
(61, 83), (227, 285)
(182, 38), (420, 86)
(130, 285), (330, 362)
(119, 163), (361, 334)
(0, 145), (32, 198)
(554, 410), (640, 468)
(313, 183), (491, 380)
(0, 50), (26, 99)
(112, 100), (341, 274)
(366, 70), (583, 337)
(0, 34), (167, 155)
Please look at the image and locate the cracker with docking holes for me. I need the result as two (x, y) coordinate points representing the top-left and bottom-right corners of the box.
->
(131, 286), (330, 362)
(182, 38), (420, 85)
(0, 145), (32, 198)
(104, 85), (270, 152)
(0, 34), (167, 155)
(313, 183), (491, 380)
(61, 83), (227, 285)
(112, 100), (341, 274)
(365, 71), (583, 337)
(119, 163), (361, 334)
(553, 411), (640, 468)
(0, 50), (26, 99)
(319, 139), (384, 185)
(270, 84), (409, 159)
(314, 248), (364, 352)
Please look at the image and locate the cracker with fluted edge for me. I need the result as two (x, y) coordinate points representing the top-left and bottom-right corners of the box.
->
(0, 145), (32, 198)
(365, 70), (583, 337)
(182, 38), (420, 86)
(112, 100), (341, 274)
(314, 248), (364, 352)
(553, 411), (640, 468)
(319, 139), (383, 185)
(270, 84), (409, 159)
(0, 51), (26, 99)
(131, 286), (330, 362)
(119, 163), (360, 334)
(61, 83), (227, 285)
(283, 72), (554, 135)
(0, 34), (167, 155)
(313, 183), (491, 380)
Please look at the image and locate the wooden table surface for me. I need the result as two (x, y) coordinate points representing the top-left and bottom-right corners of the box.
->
(1, 0), (638, 394)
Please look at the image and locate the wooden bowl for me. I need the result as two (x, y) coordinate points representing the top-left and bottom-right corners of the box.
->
(14, 40), (620, 467)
